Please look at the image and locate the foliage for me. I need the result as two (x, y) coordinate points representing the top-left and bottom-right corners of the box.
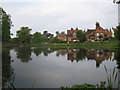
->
(9, 38), (19, 43)
(76, 30), (86, 42)
(114, 25), (120, 40)
(104, 65), (119, 88)
(16, 27), (31, 43)
(61, 82), (106, 89)
(1, 8), (12, 42)
(56, 31), (59, 36)
(41, 35), (48, 43)
(61, 31), (65, 35)
(61, 65), (119, 89)
(43, 31), (54, 39)
(31, 32), (43, 43)
(49, 37), (61, 43)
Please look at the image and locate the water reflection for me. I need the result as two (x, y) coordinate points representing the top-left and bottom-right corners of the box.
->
(57, 49), (113, 68)
(15, 47), (114, 68)
(86, 49), (113, 68)
(114, 49), (120, 89)
(2, 47), (120, 88)
(15, 47), (32, 63)
(2, 48), (15, 88)
(33, 47), (59, 56)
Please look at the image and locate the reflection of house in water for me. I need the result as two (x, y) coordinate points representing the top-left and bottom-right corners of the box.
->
(56, 49), (113, 68)
(67, 49), (80, 62)
(86, 49), (113, 67)
(56, 49), (68, 56)
(57, 49), (86, 62)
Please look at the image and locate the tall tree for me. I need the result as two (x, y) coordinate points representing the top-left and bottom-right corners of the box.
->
(56, 31), (59, 36)
(16, 27), (31, 43)
(76, 30), (86, 42)
(1, 8), (12, 42)
(114, 25), (120, 40)
(32, 32), (43, 43)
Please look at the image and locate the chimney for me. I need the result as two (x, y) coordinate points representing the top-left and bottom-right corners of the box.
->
(96, 22), (100, 29)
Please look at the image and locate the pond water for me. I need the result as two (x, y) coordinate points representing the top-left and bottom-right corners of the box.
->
(2, 47), (120, 88)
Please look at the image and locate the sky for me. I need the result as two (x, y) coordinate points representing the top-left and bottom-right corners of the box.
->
(1, 0), (118, 37)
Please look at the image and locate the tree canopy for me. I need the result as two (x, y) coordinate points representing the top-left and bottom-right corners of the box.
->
(114, 25), (120, 40)
(16, 27), (31, 43)
(31, 32), (43, 43)
(76, 30), (86, 42)
(1, 8), (12, 42)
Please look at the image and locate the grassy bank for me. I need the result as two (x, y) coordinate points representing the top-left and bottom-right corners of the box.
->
(2, 41), (120, 50)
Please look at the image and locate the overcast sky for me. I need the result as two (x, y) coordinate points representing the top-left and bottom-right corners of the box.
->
(1, 0), (118, 37)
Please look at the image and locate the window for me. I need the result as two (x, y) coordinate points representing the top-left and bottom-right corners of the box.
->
(100, 32), (103, 35)
(96, 33), (99, 36)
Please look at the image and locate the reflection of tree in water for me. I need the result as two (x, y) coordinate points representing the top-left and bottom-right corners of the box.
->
(33, 48), (43, 56)
(15, 47), (32, 63)
(2, 48), (14, 88)
(33, 47), (60, 56)
(114, 49), (120, 69)
(76, 49), (87, 62)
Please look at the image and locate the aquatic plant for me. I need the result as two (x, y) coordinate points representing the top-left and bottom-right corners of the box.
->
(104, 65), (119, 88)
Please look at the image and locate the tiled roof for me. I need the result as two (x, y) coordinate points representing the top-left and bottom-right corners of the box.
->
(67, 30), (79, 35)
(86, 29), (95, 34)
(58, 34), (67, 36)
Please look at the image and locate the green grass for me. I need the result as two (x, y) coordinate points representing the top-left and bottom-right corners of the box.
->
(2, 41), (120, 50)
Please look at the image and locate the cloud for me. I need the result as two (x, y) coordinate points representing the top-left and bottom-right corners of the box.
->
(1, 0), (113, 2)
(2, 1), (118, 37)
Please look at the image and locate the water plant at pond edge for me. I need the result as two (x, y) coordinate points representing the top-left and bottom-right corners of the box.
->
(60, 82), (106, 89)
(104, 65), (119, 88)
(61, 66), (120, 89)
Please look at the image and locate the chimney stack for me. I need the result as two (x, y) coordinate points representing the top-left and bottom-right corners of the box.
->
(96, 22), (100, 29)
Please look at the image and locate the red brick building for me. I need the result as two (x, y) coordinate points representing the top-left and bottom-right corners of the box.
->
(57, 28), (80, 42)
(57, 33), (67, 41)
(57, 22), (113, 42)
(67, 28), (80, 42)
(86, 22), (112, 41)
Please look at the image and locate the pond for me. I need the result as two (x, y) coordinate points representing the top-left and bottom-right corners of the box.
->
(2, 47), (120, 88)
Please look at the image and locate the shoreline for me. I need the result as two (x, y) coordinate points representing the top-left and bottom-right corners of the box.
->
(2, 41), (119, 50)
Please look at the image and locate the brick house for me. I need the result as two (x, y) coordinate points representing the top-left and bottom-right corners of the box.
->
(67, 28), (80, 42)
(86, 22), (112, 41)
(57, 33), (67, 41)
(57, 28), (80, 42)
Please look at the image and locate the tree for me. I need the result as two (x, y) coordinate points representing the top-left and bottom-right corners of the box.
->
(113, 0), (120, 4)
(114, 25), (120, 40)
(61, 31), (65, 35)
(41, 35), (48, 42)
(16, 27), (31, 43)
(49, 37), (61, 43)
(56, 31), (59, 36)
(31, 32), (43, 43)
(49, 34), (54, 38)
(76, 30), (86, 42)
(1, 8), (12, 42)
(71, 28), (74, 30)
